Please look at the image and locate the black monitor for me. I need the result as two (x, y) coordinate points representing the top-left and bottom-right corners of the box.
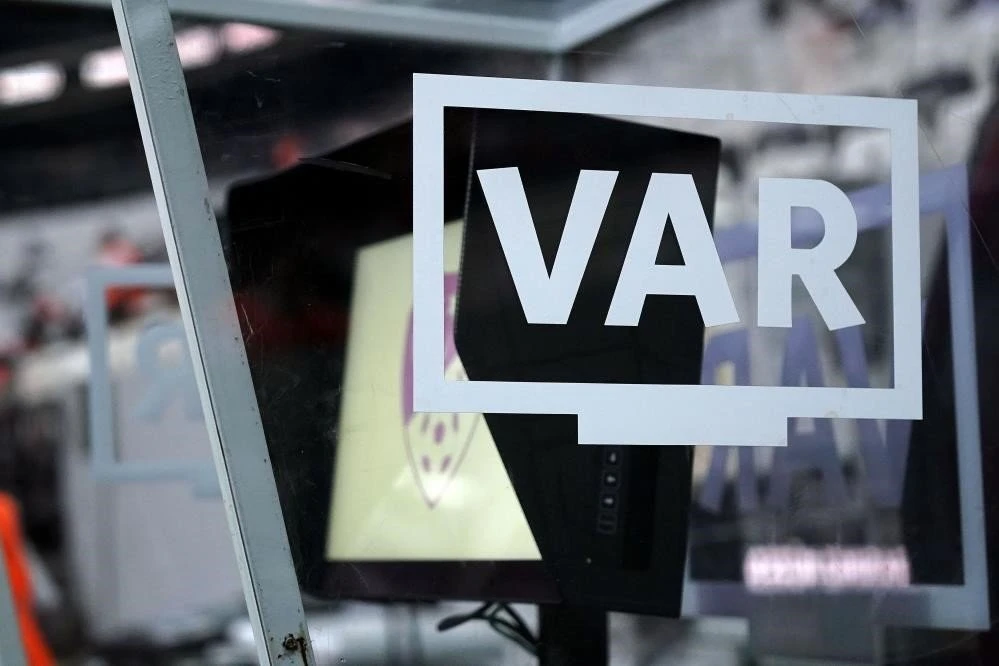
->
(225, 108), (721, 615)
(453, 109), (719, 616)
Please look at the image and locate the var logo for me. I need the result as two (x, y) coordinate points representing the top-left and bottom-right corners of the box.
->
(412, 74), (922, 447)
(480, 170), (863, 331)
(85, 265), (218, 496)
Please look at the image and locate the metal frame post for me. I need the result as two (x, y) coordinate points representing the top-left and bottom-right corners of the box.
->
(110, 0), (315, 663)
(0, 543), (26, 666)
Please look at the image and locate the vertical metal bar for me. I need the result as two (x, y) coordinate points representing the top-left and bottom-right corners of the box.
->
(0, 543), (27, 666)
(109, 1), (315, 664)
(546, 54), (567, 81)
(947, 168), (989, 623)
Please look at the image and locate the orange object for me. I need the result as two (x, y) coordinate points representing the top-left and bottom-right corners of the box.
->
(97, 234), (146, 315)
(0, 494), (55, 666)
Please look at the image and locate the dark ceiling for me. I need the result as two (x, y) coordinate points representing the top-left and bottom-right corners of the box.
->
(0, 2), (545, 216)
(0, 3), (116, 55)
(0, 0), (698, 216)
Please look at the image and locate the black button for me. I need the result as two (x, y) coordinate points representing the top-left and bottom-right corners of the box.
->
(600, 494), (616, 508)
(604, 473), (618, 486)
(605, 450), (620, 465)
(596, 513), (617, 535)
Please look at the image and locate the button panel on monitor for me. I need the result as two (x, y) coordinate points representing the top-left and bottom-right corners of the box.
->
(596, 447), (622, 535)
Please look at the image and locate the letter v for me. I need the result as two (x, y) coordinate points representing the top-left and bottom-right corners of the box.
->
(477, 167), (618, 324)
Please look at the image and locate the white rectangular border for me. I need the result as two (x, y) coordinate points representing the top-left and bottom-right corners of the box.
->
(412, 74), (922, 446)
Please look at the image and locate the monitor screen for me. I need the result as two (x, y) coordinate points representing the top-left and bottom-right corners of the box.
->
(325, 222), (540, 562)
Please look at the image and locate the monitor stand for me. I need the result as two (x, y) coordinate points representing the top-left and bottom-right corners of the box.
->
(538, 605), (607, 666)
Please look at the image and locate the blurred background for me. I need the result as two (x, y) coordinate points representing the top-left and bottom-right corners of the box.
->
(0, 0), (998, 664)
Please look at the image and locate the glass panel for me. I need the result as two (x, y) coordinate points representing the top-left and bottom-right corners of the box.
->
(1, 0), (997, 663)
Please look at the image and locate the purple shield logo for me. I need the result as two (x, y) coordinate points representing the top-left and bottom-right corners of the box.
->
(402, 273), (480, 508)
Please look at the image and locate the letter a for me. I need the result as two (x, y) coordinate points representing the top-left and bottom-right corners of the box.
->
(606, 173), (738, 327)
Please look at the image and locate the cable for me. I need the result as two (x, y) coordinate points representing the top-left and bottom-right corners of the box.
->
(407, 603), (424, 666)
(437, 602), (539, 656)
(497, 603), (533, 643)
